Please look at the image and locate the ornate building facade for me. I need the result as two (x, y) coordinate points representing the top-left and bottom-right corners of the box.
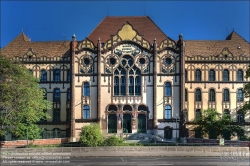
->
(1, 16), (250, 141)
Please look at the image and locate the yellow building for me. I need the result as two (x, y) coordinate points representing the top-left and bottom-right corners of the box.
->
(1, 16), (249, 141)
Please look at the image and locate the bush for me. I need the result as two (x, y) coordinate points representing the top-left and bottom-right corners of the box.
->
(79, 123), (103, 147)
(103, 135), (124, 146)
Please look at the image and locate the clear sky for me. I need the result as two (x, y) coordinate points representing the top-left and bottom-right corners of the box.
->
(1, 1), (249, 48)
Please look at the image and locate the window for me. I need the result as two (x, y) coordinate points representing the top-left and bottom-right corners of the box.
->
(165, 82), (172, 96)
(83, 82), (90, 96)
(53, 109), (60, 122)
(209, 69), (215, 81)
(53, 88), (60, 102)
(67, 69), (71, 81)
(237, 89), (243, 102)
(185, 89), (188, 101)
(113, 55), (141, 96)
(223, 69), (229, 81)
(195, 109), (201, 119)
(164, 105), (172, 119)
(83, 105), (90, 119)
(195, 69), (201, 81)
(195, 89), (202, 101)
(41, 70), (47, 82)
(237, 112), (245, 123)
(54, 69), (60, 81)
(66, 109), (70, 122)
(223, 89), (230, 102)
(209, 89), (215, 102)
(67, 89), (70, 101)
(237, 70), (243, 81)
(185, 70), (188, 81)
(52, 128), (60, 138)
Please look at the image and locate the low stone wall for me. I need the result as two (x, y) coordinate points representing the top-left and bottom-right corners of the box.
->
(0, 138), (68, 148)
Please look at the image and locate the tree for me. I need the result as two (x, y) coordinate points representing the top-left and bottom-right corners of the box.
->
(79, 123), (103, 146)
(0, 57), (51, 139)
(193, 108), (245, 140)
(241, 64), (250, 114)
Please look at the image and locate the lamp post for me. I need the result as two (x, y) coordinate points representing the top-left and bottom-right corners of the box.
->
(176, 114), (179, 142)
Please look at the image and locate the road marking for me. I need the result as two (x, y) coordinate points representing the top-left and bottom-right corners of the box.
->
(120, 157), (124, 162)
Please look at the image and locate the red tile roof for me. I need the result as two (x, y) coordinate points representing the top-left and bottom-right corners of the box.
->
(87, 16), (168, 45)
(184, 31), (250, 57)
(1, 33), (70, 58)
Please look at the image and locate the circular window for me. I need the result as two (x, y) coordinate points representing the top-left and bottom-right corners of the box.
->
(139, 58), (146, 64)
(165, 58), (172, 65)
(83, 58), (90, 65)
(110, 57), (116, 65)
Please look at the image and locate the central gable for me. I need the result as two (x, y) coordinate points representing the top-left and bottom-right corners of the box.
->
(87, 16), (168, 44)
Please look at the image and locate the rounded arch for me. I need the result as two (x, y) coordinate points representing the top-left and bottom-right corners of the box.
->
(107, 104), (119, 112)
(123, 104), (133, 112)
(138, 104), (148, 112)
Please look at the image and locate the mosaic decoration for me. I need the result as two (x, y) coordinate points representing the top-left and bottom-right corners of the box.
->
(76, 39), (96, 52)
(105, 54), (120, 73)
(158, 38), (179, 51)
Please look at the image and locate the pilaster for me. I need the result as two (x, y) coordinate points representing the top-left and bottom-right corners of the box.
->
(153, 38), (158, 129)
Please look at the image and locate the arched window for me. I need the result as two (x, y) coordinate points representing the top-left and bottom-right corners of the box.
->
(54, 69), (60, 81)
(195, 89), (202, 101)
(83, 82), (90, 96)
(237, 111), (245, 123)
(209, 89), (215, 102)
(237, 69), (243, 81)
(114, 76), (119, 95)
(53, 88), (60, 102)
(237, 89), (243, 102)
(165, 82), (172, 96)
(67, 89), (70, 101)
(83, 105), (90, 119)
(123, 105), (132, 111)
(121, 68), (126, 96)
(67, 69), (71, 81)
(53, 109), (60, 122)
(41, 70), (47, 82)
(185, 89), (188, 101)
(209, 69), (215, 81)
(195, 109), (201, 119)
(195, 69), (201, 81)
(164, 105), (172, 119)
(223, 89), (230, 102)
(223, 69), (229, 81)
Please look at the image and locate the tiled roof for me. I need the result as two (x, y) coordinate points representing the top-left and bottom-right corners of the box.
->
(184, 31), (250, 57)
(1, 33), (70, 58)
(87, 16), (168, 45)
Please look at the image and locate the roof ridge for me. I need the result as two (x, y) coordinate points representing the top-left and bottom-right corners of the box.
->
(226, 30), (249, 43)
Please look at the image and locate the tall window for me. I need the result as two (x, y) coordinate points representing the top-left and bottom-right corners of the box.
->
(223, 69), (229, 81)
(195, 89), (202, 101)
(195, 69), (201, 81)
(237, 69), (243, 81)
(53, 88), (60, 102)
(223, 89), (230, 102)
(66, 109), (70, 122)
(209, 89), (215, 101)
(83, 105), (90, 119)
(209, 69), (215, 81)
(67, 69), (71, 81)
(164, 105), (172, 119)
(41, 70), (47, 82)
(113, 55), (141, 96)
(67, 89), (70, 102)
(165, 82), (172, 96)
(237, 111), (245, 123)
(195, 109), (201, 119)
(185, 69), (188, 81)
(54, 69), (60, 81)
(83, 82), (90, 96)
(237, 89), (243, 102)
(53, 109), (60, 122)
(185, 89), (188, 101)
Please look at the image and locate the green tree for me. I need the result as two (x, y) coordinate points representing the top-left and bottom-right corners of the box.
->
(79, 123), (103, 147)
(193, 108), (245, 140)
(0, 57), (51, 139)
(240, 64), (250, 114)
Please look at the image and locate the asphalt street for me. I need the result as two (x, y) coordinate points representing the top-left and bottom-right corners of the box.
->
(1, 156), (249, 166)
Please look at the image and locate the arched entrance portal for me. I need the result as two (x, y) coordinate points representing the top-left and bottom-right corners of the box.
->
(123, 114), (132, 133)
(108, 114), (117, 133)
(137, 114), (146, 133)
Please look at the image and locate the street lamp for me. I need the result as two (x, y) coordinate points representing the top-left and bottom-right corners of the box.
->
(176, 114), (179, 142)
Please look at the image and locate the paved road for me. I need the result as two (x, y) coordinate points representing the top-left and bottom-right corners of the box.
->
(1, 156), (249, 166)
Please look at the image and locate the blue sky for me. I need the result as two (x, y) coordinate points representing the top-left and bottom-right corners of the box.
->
(1, 1), (249, 48)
